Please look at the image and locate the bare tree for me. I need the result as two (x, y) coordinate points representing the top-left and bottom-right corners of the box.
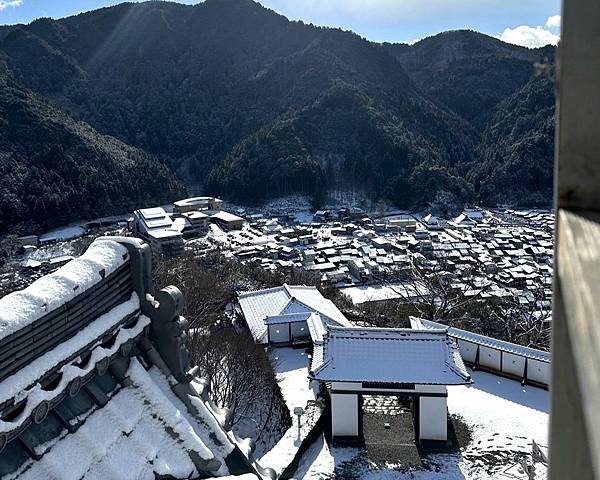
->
(154, 251), (233, 329)
(482, 287), (551, 350)
(383, 254), (483, 323)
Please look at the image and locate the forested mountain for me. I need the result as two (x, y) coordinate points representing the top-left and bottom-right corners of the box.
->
(0, 0), (556, 230)
(0, 63), (186, 234)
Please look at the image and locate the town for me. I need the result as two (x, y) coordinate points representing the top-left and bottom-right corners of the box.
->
(128, 197), (554, 347)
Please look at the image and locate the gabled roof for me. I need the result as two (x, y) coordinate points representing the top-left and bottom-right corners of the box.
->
(237, 285), (351, 343)
(310, 326), (472, 385)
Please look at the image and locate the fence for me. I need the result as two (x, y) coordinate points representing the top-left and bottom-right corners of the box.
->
(411, 318), (551, 389)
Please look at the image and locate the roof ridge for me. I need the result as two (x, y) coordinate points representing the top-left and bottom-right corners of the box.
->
(237, 285), (286, 298)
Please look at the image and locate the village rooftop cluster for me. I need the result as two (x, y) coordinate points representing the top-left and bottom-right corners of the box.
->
(121, 197), (554, 315)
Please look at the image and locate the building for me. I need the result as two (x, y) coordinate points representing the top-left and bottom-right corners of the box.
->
(310, 325), (472, 444)
(453, 213), (477, 228)
(211, 211), (244, 231)
(236, 284), (353, 345)
(422, 214), (444, 230)
(173, 196), (223, 214)
(0, 237), (275, 479)
(182, 210), (211, 232)
(132, 207), (184, 256)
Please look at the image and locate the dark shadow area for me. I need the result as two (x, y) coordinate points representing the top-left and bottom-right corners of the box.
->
(363, 411), (422, 469)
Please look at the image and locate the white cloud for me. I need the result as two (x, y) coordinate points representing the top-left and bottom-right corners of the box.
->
(546, 14), (561, 29)
(0, 0), (22, 11)
(499, 25), (559, 48)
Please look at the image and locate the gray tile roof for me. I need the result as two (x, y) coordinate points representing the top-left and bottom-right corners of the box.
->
(310, 326), (472, 385)
(237, 285), (351, 343)
(413, 318), (551, 363)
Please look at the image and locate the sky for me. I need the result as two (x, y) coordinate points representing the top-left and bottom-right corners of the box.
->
(0, 0), (561, 47)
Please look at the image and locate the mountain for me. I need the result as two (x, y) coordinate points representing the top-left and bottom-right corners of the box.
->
(385, 31), (554, 127)
(0, 0), (556, 218)
(0, 63), (186, 234)
(470, 72), (555, 206)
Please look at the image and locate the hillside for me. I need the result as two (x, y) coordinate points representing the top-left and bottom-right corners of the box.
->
(0, 63), (186, 234)
(470, 73), (555, 206)
(386, 31), (554, 127)
(0, 0), (556, 216)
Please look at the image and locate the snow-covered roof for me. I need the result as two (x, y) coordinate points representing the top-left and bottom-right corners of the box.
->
(173, 196), (221, 207)
(211, 211), (244, 223)
(423, 214), (440, 225)
(412, 317), (551, 363)
(237, 285), (351, 343)
(14, 360), (236, 480)
(0, 240), (128, 342)
(0, 237), (270, 480)
(306, 314), (327, 344)
(454, 213), (477, 225)
(310, 326), (472, 385)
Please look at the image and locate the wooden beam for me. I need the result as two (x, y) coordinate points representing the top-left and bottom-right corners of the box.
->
(551, 210), (600, 478)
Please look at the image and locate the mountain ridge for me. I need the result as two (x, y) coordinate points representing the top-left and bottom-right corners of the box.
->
(0, 0), (555, 232)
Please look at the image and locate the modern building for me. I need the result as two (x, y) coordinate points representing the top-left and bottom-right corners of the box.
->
(182, 210), (211, 231)
(132, 207), (184, 256)
(173, 196), (224, 214)
(211, 210), (244, 231)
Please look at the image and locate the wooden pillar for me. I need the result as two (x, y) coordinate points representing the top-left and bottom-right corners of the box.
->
(550, 0), (600, 478)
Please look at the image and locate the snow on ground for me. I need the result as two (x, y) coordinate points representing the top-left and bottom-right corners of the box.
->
(39, 225), (87, 243)
(293, 370), (549, 479)
(258, 347), (317, 475)
(340, 284), (427, 305)
(448, 370), (548, 455)
(207, 224), (229, 245)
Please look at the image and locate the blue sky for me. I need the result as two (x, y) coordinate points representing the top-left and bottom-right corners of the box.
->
(0, 0), (561, 47)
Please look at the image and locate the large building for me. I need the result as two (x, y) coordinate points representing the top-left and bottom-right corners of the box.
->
(173, 196), (224, 214)
(132, 207), (184, 256)
(211, 211), (244, 231)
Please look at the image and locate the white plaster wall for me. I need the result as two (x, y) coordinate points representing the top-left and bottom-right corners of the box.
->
(526, 359), (551, 385)
(457, 339), (478, 363)
(291, 321), (310, 340)
(331, 394), (359, 437)
(479, 346), (502, 370)
(502, 352), (526, 377)
(419, 396), (448, 441)
(268, 324), (289, 344)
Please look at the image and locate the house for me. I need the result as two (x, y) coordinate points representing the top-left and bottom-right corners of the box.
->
(310, 325), (472, 444)
(422, 214), (443, 230)
(236, 284), (353, 345)
(453, 213), (477, 228)
(211, 211), (244, 231)
(0, 237), (274, 479)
